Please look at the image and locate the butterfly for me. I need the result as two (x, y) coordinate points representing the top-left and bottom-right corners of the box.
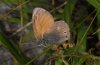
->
(32, 7), (70, 47)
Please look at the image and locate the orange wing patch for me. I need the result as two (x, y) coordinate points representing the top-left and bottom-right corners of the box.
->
(32, 8), (54, 40)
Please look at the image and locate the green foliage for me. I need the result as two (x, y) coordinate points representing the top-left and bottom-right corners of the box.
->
(63, 0), (77, 26)
(0, 32), (30, 65)
(0, 0), (100, 65)
(55, 59), (63, 65)
(87, 0), (100, 10)
(97, 12), (100, 40)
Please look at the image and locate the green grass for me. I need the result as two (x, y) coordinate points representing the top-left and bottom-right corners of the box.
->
(0, 0), (100, 65)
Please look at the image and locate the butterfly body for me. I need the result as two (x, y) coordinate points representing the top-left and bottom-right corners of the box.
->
(32, 8), (70, 47)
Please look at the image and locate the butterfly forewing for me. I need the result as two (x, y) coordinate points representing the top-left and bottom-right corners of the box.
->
(32, 8), (54, 40)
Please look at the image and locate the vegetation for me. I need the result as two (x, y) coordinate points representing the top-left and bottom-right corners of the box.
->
(0, 0), (100, 65)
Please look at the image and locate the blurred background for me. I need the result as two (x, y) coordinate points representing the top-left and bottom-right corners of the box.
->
(0, 0), (100, 65)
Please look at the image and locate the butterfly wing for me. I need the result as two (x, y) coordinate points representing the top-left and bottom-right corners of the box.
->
(32, 8), (54, 40)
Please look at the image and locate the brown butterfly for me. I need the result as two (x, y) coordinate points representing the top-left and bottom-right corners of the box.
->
(32, 8), (70, 47)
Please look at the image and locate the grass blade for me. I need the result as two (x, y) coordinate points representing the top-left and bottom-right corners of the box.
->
(0, 32), (30, 65)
